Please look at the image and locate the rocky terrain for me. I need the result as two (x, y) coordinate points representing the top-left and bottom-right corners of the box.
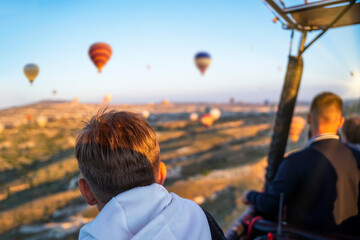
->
(0, 100), (309, 240)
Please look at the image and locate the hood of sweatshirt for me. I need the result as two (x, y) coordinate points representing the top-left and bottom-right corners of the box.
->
(79, 183), (211, 240)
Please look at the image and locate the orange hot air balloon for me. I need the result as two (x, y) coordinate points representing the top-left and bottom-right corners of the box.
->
(201, 114), (214, 127)
(162, 99), (169, 106)
(73, 97), (79, 104)
(289, 116), (306, 143)
(26, 114), (32, 124)
(102, 93), (113, 105)
(88, 42), (112, 73)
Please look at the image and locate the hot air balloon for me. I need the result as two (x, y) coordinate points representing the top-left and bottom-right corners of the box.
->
(230, 98), (235, 104)
(24, 64), (39, 85)
(53, 90), (57, 95)
(142, 110), (150, 119)
(289, 116), (306, 143)
(162, 99), (169, 106)
(147, 65), (151, 70)
(26, 114), (32, 124)
(102, 93), (113, 105)
(189, 113), (199, 122)
(36, 116), (48, 128)
(194, 52), (211, 75)
(88, 42), (112, 73)
(73, 97), (79, 104)
(148, 102), (154, 108)
(201, 114), (214, 127)
(210, 108), (221, 120)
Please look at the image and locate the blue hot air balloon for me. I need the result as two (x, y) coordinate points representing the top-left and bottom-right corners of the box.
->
(194, 52), (211, 75)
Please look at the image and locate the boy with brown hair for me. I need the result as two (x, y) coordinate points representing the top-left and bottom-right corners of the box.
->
(76, 110), (225, 240)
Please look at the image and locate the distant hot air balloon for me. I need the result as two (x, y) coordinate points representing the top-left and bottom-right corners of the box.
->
(194, 52), (211, 75)
(230, 98), (235, 104)
(36, 116), (48, 128)
(53, 90), (57, 95)
(162, 99), (169, 106)
(350, 71), (354, 77)
(102, 93), (113, 105)
(88, 42), (112, 73)
(289, 116), (306, 143)
(201, 114), (214, 127)
(26, 114), (32, 124)
(142, 110), (150, 119)
(73, 97), (79, 104)
(24, 64), (39, 85)
(147, 65), (151, 70)
(148, 102), (154, 108)
(189, 113), (199, 122)
(210, 108), (221, 120)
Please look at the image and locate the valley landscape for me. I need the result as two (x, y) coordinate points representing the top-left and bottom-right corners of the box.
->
(0, 100), (308, 240)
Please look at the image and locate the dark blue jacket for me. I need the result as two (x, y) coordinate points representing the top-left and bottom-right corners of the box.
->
(248, 138), (360, 233)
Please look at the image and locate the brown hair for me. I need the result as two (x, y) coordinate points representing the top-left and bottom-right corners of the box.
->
(75, 110), (160, 204)
(343, 115), (360, 144)
(310, 92), (343, 125)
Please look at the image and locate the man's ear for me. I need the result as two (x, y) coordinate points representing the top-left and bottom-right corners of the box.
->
(78, 178), (98, 206)
(338, 116), (345, 128)
(156, 162), (167, 185)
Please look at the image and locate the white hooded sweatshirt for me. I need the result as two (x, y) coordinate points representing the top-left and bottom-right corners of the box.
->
(79, 183), (211, 240)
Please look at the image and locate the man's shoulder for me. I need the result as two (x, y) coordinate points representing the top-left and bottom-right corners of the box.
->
(284, 148), (306, 159)
(284, 147), (311, 160)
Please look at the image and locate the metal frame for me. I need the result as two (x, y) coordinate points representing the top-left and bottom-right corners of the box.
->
(264, 0), (358, 56)
(264, 0), (356, 31)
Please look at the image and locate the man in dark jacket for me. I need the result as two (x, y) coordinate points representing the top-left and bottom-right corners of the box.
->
(242, 92), (360, 234)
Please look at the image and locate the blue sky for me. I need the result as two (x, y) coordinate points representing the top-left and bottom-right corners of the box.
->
(0, 0), (359, 109)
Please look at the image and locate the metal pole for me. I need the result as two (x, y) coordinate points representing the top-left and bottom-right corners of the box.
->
(265, 32), (306, 191)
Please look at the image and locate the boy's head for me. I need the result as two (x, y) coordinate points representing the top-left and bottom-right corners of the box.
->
(75, 110), (166, 208)
(308, 92), (344, 135)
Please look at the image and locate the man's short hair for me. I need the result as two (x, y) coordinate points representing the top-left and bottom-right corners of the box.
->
(75, 110), (160, 204)
(310, 92), (343, 125)
(343, 115), (360, 144)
